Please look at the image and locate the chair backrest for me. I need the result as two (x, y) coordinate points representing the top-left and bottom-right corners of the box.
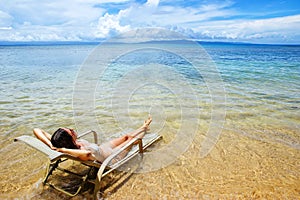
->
(15, 135), (62, 160)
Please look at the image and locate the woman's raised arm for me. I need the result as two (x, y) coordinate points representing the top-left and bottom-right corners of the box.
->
(57, 148), (92, 161)
(33, 128), (55, 149)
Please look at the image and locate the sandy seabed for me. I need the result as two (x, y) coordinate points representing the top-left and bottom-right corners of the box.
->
(1, 127), (299, 200)
(107, 129), (299, 200)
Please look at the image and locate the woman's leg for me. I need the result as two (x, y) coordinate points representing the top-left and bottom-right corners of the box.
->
(100, 117), (152, 162)
(108, 116), (152, 148)
(108, 135), (130, 148)
(98, 137), (131, 162)
(126, 116), (152, 139)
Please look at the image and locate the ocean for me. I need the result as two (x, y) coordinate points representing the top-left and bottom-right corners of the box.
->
(0, 42), (299, 199)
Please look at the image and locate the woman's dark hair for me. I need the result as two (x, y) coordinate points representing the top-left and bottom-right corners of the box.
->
(51, 128), (78, 149)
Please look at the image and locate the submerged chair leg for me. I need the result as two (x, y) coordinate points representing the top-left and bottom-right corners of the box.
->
(93, 171), (103, 199)
(45, 163), (93, 197)
(43, 159), (61, 184)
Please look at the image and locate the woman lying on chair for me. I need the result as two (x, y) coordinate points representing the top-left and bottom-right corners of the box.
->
(33, 117), (152, 163)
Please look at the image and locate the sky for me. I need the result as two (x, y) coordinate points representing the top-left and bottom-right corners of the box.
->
(0, 0), (299, 44)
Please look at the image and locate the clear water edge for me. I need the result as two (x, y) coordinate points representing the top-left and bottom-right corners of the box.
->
(0, 43), (299, 199)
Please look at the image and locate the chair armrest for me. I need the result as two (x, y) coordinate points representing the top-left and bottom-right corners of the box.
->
(78, 130), (98, 144)
(97, 137), (143, 179)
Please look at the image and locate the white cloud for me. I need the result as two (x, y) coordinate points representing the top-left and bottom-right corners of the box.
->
(0, 0), (104, 26)
(0, 10), (13, 28)
(0, 24), (87, 41)
(107, 0), (236, 30)
(0, 0), (299, 43)
(188, 14), (300, 43)
(146, 0), (159, 7)
(0, 0), (106, 41)
(94, 0), (160, 38)
(77, 0), (129, 3)
(94, 13), (130, 38)
(0, 27), (12, 30)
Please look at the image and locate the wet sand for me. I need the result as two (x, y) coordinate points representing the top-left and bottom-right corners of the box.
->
(107, 129), (300, 199)
(1, 125), (299, 199)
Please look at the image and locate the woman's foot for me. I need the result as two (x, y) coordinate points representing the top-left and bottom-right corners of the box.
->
(127, 116), (152, 139)
(134, 116), (152, 140)
(142, 116), (152, 131)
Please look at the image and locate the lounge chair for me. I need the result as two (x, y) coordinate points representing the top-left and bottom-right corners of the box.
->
(14, 130), (162, 198)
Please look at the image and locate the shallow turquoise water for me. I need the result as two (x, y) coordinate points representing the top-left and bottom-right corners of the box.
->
(0, 42), (299, 198)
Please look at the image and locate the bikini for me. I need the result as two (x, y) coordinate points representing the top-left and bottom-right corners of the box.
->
(77, 139), (114, 163)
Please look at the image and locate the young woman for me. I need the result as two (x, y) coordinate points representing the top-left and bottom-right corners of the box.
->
(33, 117), (152, 163)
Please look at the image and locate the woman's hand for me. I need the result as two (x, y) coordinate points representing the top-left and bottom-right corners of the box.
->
(56, 147), (65, 152)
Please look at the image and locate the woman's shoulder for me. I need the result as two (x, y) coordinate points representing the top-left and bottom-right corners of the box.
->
(76, 139), (91, 148)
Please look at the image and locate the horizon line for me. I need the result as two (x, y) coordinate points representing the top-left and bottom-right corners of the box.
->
(0, 40), (299, 46)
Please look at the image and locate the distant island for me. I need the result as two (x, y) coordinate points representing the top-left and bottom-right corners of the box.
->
(0, 40), (299, 47)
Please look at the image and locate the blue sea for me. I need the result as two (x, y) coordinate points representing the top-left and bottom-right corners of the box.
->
(0, 42), (299, 199)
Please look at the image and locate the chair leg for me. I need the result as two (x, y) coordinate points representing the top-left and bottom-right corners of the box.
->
(88, 166), (98, 180)
(43, 159), (61, 184)
(93, 172), (103, 200)
(44, 161), (98, 197)
(47, 180), (85, 197)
